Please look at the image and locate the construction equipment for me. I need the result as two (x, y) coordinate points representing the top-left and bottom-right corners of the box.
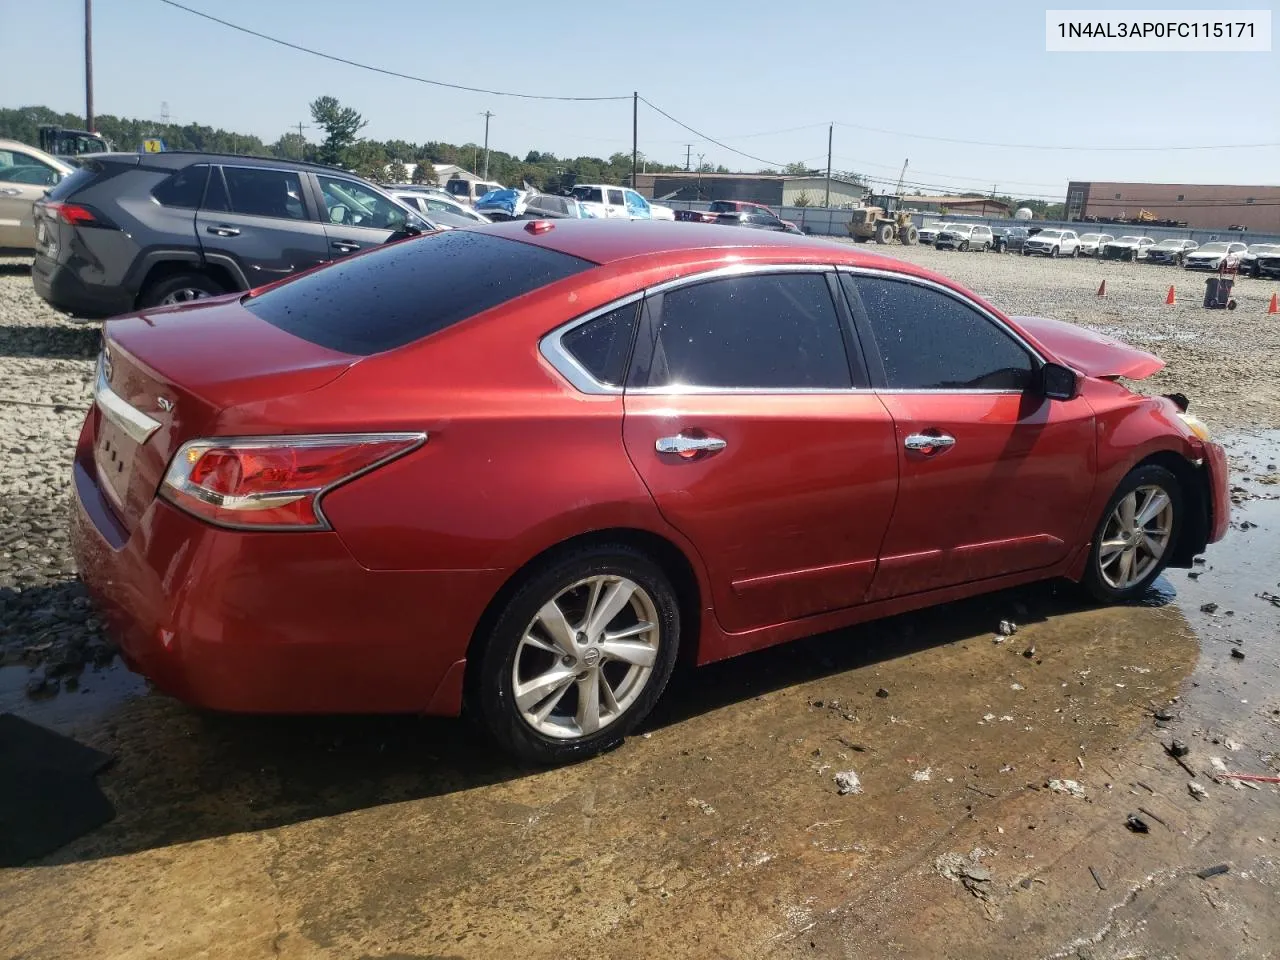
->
(37, 125), (112, 157)
(846, 194), (919, 245)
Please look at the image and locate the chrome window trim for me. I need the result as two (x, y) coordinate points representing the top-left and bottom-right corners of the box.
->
(836, 265), (1048, 367)
(94, 360), (161, 444)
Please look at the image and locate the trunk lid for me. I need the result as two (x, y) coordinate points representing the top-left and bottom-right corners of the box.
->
(93, 297), (359, 529)
(1012, 315), (1164, 381)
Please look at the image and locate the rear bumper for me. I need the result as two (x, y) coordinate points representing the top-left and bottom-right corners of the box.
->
(70, 413), (497, 716)
(32, 255), (133, 320)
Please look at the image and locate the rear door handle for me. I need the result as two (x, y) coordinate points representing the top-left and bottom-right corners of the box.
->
(331, 240), (360, 253)
(205, 224), (240, 237)
(0, 188), (21, 197)
(904, 432), (956, 455)
(655, 433), (727, 459)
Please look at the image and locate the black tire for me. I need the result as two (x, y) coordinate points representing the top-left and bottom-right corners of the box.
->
(980, 241), (990, 252)
(1023, 249), (1032, 257)
(1082, 464), (1184, 604)
(901, 225), (919, 246)
(139, 272), (226, 309)
(1071, 245), (1079, 258)
(959, 241), (970, 252)
(876, 223), (895, 244)
(471, 543), (681, 765)
(1049, 246), (1059, 258)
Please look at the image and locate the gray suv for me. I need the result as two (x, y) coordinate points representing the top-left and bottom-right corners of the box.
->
(32, 152), (437, 318)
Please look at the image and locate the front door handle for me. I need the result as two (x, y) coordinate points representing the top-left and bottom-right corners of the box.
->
(904, 432), (956, 455)
(205, 224), (240, 237)
(655, 433), (727, 459)
(0, 188), (22, 197)
(331, 240), (361, 253)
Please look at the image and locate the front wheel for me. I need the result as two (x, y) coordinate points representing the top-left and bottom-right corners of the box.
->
(959, 241), (970, 252)
(1082, 465), (1183, 603)
(139, 272), (226, 308)
(1049, 246), (1059, 258)
(471, 544), (681, 764)
(1071, 245), (1079, 258)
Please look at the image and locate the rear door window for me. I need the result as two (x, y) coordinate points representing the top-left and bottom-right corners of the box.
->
(607, 189), (625, 206)
(218, 166), (307, 220)
(631, 272), (853, 390)
(152, 164), (209, 208)
(560, 303), (640, 386)
(243, 230), (593, 355)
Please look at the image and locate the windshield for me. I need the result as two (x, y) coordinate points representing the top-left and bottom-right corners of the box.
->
(1116, 236), (1143, 244)
(571, 186), (604, 204)
(445, 179), (470, 198)
(1079, 233), (1101, 242)
(1247, 244), (1279, 253)
(1154, 240), (1184, 249)
(1198, 243), (1229, 253)
(947, 225), (971, 234)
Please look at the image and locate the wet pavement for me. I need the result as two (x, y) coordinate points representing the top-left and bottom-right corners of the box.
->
(2, 435), (1278, 960)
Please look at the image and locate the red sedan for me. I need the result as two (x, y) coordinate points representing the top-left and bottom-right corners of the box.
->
(72, 220), (1229, 763)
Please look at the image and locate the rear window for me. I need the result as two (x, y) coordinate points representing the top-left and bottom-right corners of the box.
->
(44, 162), (105, 201)
(243, 231), (593, 355)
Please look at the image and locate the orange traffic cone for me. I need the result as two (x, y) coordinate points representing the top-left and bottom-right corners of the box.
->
(1096, 279), (1106, 297)
(1165, 285), (1176, 305)
(1269, 292), (1278, 315)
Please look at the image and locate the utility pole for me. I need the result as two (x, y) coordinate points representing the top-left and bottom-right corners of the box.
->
(295, 122), (310, 159)
(824, 123), (833, 207)
(685, 144), (692, 172)
(480, 111), (493, 180)
(631, 92), (638, 189)
(84, 0), (94, 132)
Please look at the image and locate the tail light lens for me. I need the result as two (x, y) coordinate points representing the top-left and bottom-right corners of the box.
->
(43, 201), (113, 228)
(160, 433), (425, 530)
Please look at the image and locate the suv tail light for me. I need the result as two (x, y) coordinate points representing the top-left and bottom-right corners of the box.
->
(160, 433), (425, 529)
(43, 201), (114, 228)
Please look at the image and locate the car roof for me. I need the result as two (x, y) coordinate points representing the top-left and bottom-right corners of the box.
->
(473, 219), (927, 273)
(87, 150), (354, 174)
(0, 139), (76, 172)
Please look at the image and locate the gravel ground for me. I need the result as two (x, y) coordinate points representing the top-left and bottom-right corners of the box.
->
(1, 245), (1277, 691)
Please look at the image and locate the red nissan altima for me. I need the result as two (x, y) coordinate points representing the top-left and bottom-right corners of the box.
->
(72, 220), (1229, 763)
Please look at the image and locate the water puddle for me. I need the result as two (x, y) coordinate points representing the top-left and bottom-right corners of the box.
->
(0, 660), (149, 732)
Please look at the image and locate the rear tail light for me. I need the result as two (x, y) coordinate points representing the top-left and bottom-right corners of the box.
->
(42, 201), (113, 228)
(160, 433), (425, 530)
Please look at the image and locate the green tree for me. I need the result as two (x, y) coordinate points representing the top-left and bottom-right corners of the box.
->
(793, 191), (813, 207)
(272, 131), (309, 160)
(784, 161), (814, 175)
(411, 159), (438, 185)
(310, 96), (366, 166)
(385, 159), (409, 183)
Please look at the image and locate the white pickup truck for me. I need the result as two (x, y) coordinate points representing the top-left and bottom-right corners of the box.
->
(570, 184), (675, 221)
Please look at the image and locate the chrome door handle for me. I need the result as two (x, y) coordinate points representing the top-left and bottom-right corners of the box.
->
(331, 240), (360, 252)
(655, 433), (727, 458)
(0, 188), (21, 197)
(206, 224), (240, 237)
(904, 433), (956, 454)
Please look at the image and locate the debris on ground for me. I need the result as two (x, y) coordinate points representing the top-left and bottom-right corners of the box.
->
(875, 687), (890, 699)
(1022, 646), (1036, 659)
(911, 767), (932, 782)
(1257, 591), (1280, 608)
(834, 770), (863, 795)
(1195, 864), (1230, 880)
(1231, 648), (1246, 660)
(1125, 814), (1150, 834)
(1168, 739), (1190, 758)
(1088, 866), (1106, 891)
(934, 852), (995, 901)
(1048, 778), (1086, 800)
(1200, 602), (1219, 614)
(997, 620), (1018, 637)
(1188, 781), (1209, 800)
(1219, 772), (1280, 784)
(1137, 806), (1168, 828)
(686, 798), (716, 816)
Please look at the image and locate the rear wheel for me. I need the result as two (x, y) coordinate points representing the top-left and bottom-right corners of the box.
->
(472, 544), (681, 765)
(139, 272), (226, 309)
(875, 223), (895, 244)
(1082, 465), (1182, 603)
(1071, 245), (1079, 258)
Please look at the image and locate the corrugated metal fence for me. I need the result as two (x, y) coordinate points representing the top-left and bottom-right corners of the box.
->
(660, 201), (1280, 246)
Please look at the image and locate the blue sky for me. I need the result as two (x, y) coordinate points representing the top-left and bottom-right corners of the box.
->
(3, 0), (1277, 200)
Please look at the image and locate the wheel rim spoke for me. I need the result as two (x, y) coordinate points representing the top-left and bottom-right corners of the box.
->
(514, 665), (577, 712)
(585, 579), (636, 638)
(1116, 548), (1134, 585)
(576, 670), (602, 734)
(1136, 490), (1170, 527)
(531, 675), (575, 723)
(1118, 493), (1137, 528)
(534, 599), (577, 656)
(599, 637), (657, 667)
(1098, 538), (1128, 561)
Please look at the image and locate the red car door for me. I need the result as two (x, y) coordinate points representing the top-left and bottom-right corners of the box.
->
(620, 269), (899, 634)
(840, 272), (1097, 600)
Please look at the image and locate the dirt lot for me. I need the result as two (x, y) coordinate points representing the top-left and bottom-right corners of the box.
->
(1, 251), (1278, 960)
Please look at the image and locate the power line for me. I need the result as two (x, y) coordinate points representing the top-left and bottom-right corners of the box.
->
(153, 0), (630, 102)
(834, 121), (1280, 152)
(639, 97), (787, 169)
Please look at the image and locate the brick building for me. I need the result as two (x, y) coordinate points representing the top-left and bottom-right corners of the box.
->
(1066, 181), (1280, 232)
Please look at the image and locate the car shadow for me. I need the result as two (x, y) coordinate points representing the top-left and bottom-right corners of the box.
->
(0, 263), (32, 277)
(0, 323), (100, 361)
(31, 577), (1174, 866)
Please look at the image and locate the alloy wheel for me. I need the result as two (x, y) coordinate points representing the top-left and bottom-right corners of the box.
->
(511, 575), (660, 740)
(1097, 484), (1174, 589)
(160, 288), (213, 305)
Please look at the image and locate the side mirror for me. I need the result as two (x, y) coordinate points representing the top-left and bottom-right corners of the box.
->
(1039, 362), (1079, 401)
(403, 215), (427, 236)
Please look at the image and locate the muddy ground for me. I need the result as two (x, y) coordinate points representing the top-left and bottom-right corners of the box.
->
(1, 252), (1278, 959)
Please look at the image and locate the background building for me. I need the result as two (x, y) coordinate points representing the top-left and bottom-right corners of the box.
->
(897, 195), (1011, 217)
(1066, 181), (1280, 232)
(634, 172), (866, 207)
